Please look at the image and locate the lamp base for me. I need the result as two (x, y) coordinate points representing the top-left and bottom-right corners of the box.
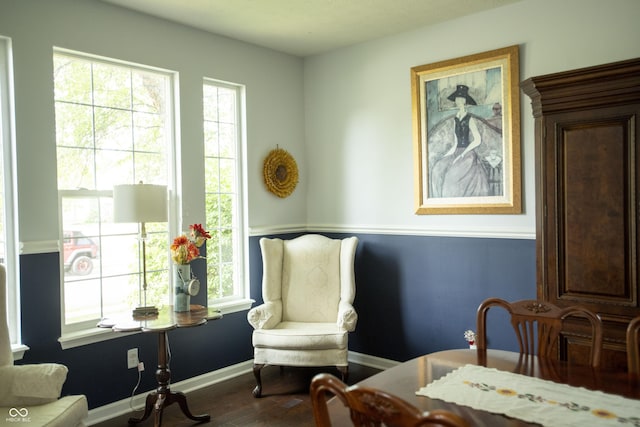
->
(133, 305), (159, 316)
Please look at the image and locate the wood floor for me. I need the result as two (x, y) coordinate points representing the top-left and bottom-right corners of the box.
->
(92, 363), (381, 426)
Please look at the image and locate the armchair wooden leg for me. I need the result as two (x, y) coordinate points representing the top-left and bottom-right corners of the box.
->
(337, 365), (349, 383)
(252, 364), (265, 398)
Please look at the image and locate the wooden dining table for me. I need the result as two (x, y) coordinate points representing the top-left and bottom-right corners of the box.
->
(327, 349), (640, 426)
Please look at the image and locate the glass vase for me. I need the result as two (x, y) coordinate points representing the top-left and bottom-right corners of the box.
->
(174, 263), (191, 312)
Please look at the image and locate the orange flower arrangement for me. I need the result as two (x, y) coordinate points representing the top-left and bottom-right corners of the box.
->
(170, 224), (211, 265)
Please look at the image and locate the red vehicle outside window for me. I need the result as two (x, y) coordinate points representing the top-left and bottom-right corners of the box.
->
(63, 231), (99, 276)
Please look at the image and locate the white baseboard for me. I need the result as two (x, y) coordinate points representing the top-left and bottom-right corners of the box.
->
(86, 352), (397, 426)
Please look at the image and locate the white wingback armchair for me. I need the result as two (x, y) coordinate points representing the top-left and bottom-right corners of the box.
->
(0, 265), (88, 426)
(247, 234), (358, 397)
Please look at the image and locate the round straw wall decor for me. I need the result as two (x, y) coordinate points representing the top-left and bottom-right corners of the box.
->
(263, 147), (299, 198)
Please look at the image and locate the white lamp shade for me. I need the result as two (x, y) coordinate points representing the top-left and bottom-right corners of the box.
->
(113, 184), (168, 223)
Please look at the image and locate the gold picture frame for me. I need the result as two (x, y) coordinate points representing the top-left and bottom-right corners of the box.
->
(411, 45), (521, 214)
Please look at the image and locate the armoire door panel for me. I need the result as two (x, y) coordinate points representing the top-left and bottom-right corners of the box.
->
(555, 117), (634, 303)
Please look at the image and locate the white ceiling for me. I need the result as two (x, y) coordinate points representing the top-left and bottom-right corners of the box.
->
(99, 0), (519, 57)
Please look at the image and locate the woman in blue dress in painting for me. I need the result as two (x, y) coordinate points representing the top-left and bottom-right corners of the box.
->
(431, 84), (490, 198)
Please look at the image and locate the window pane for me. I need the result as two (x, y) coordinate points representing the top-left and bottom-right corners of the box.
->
(102, 275), (138, 317)
(64, 276), (102, 324)
(205, 193), (220, 228)
(100, 234), (137, 277)
(220, 228), (234, 263)
(204, 158), (219, 193)
(95, 149), (134, 189)
(93, 62), (131, 109)
(219, 159), (235, 193)
(134, 111), (165, 152)
(94, 107), (133, 151)
(203, 85), (218, 122)
(219, 194), (234, 228)
(218, 87), (235, 124)
(132, 71), (166, 114)
(203, 121), (219, 157)
(61, 197), (103, 324)
(219, 262), (234, 298)
(134, 151), (167, 184)
(55, 51), (173, 330)
(203, 80), (244, 306)
(53, 55), (92, 104)
(55, 103), (94, 149)
(57, 147), (96, 190)
(219, 123), (236, 158)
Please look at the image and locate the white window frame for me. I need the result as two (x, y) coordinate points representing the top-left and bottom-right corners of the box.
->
(0, 36), (25, 358)
(54, 49), (178, 347)
(203, 78), (251, 313)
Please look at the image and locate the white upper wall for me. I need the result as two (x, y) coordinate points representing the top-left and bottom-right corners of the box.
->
(303, 0), (640, 238)
(0, 0), (307, 244)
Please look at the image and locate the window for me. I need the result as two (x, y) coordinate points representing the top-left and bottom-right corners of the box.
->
(0, 36), (20, 350)
(54, 50), (175, 334)
(203, 80), (247, 307)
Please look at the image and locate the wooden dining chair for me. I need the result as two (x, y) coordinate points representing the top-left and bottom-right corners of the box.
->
(310, 373), (470, 427)
(476, 298), (603, 368)
(626, 316), (640, 375)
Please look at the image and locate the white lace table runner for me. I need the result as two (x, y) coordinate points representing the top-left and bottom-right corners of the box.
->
(416, 364), (640, 427)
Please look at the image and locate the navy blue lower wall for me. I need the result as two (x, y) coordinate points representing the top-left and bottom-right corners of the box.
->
(17, 232), (535, 410)
(346, 233), (535, 359)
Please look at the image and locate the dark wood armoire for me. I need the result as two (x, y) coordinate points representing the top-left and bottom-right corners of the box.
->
(521, 57), (640, 370)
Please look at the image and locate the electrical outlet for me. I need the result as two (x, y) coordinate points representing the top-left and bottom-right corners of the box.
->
(127, 348), (139, 369)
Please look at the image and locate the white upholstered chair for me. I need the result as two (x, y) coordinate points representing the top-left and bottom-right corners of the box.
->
(247, 234), (359, 397)
(0, 264), (88, 426)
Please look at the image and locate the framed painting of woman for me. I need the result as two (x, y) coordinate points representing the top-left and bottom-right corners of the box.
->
(411, 45), (521, 214)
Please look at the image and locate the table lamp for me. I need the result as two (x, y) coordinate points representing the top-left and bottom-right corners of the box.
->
(113, 182), (167, 316)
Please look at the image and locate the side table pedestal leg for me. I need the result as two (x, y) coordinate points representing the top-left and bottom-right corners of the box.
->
(128, 330), (210, 426)
(128, 392), (157, 424)
(168, 391), (211, 422)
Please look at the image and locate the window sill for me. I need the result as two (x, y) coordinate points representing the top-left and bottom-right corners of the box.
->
(58, 299), (255, 350)
(12, 343), (29, 360)
(213, 298), (255, 315)
(58, 326), (137, 350)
